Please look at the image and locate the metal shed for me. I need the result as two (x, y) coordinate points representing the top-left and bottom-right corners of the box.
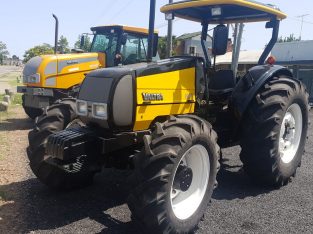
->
(272, 40), (313, 102)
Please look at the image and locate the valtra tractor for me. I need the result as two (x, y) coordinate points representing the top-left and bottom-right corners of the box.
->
(27, 0), (309, 233)
(18, 22), (158, 119)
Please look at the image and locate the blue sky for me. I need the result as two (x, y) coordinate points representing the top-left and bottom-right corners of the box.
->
(1, 0), (313, 58)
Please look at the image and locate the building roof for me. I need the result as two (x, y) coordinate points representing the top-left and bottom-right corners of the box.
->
(177, 31), (213, 40)
(215, 50), (264, 65)
(177, 31), (202, 40)
(272, 40), (313, 65)
(161, 0), (286, 24)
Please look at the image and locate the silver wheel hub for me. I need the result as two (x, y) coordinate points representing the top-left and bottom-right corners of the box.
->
(170, 144), (210, 220)
(279, 104), (302, 164)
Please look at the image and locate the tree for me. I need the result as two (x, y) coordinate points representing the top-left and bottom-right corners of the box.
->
(12, 55), (19, 60)
(58, 35), (70, 54)
(278, 34), (300, 43)
(0, 41), (9, 65)
(23, 43), (54, 63)
(157, 36), (178, 59)
(74, 34), (92, 51)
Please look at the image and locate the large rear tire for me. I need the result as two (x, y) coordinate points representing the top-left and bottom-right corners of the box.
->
(22, 94), (43, 119)
(27, 98), (97, 190)
(240, 76), (309, 186)
(127, 115), (219, 233)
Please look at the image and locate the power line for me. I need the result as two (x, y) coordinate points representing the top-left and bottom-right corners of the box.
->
(156, 18), (180, 29)
(288, 16), (313, 25)
(109, 0), (134, 22)
(90, 0), (120, 26)
(296, 14), (310, 39)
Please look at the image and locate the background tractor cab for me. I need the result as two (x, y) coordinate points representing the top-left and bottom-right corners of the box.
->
(17, 25), (158, 119)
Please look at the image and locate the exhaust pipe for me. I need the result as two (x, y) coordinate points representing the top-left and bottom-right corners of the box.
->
(147, 0), (156, 62)
(52, 14), (59, 54)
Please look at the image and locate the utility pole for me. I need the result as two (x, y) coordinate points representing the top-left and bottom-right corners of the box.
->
(297, 14), (309, 40)
(166, 0), (173, 58)
(231, 23), (244, 76)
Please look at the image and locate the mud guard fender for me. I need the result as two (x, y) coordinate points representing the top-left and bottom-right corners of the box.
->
(230, 65), (293, 135)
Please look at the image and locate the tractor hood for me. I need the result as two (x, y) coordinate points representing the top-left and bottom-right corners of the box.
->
(22, 52), (104, 89)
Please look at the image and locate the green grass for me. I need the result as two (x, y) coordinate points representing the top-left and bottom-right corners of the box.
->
(0, 190), (7, 201)
(0, 71), (22, 88)
(0, 93), (23, 106)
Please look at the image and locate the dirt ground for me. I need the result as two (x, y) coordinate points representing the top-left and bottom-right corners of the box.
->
(0, 67), (313, 233)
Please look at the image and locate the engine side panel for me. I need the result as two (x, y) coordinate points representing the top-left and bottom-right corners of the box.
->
(134, 67), (196, 131)
(23, 53), (103, 90)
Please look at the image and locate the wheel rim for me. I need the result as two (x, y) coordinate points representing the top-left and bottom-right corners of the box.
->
(279, 103), (303, 164)
(170, 144), (210, 220)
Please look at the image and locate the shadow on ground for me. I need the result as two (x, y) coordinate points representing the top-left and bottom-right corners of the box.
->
(0, 169), (139, 234)
(0, 118), (33, 132)
(0, 155), (276, 233)
(213, 157), (273, 201)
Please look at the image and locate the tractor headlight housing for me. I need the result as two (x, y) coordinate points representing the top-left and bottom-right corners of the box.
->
(76, 100), (88, 116)
(92, 103), (108, 120)
(24, 73), (40, 83)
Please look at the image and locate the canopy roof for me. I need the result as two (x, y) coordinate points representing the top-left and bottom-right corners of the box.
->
(160, 0), (287, 24)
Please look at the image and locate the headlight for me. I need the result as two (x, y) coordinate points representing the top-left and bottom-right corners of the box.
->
(76, 100), (88, 116)
(92, 103), (107, 119)
(24, 73), (40, 83)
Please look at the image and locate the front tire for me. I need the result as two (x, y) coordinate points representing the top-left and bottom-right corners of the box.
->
(27, 98), (97, 190)
(240, 76), (309, 186)
(22, 94), (43, 119)
(127, 115), (219, 233)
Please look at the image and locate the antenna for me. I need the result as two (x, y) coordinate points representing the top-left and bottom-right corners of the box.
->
(296, 14), (309, 40)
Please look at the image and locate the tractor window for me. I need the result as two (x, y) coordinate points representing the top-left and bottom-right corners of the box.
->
(90, 32), (119, 67)
(121, 34), (148, 65)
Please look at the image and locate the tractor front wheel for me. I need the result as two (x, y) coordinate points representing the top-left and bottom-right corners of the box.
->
(22, 94), (43, 119)
(240, 76), (309, 186)
(127, 115), (219, 233)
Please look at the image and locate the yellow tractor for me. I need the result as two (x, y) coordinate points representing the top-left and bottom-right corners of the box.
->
(18, 25), (158, 119)
(27, 0), (309, 233)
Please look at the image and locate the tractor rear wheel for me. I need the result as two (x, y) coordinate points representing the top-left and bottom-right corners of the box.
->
(127, 115), (219, 233)
(27, 98), (97, 190)
(240, 76), (309, 186)
(22, 94), (43, 119)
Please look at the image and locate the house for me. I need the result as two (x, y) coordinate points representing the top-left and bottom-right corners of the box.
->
(175, 31), (213, 57)
(215, 50), (263, 76)
(272, 40), (313, 102)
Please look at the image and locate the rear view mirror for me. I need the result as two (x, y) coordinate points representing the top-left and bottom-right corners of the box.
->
(80, 35), (85, 49)
(121, 33), (128, 45)
(153, 34), (159, 57)
(212, 24), (229, 56)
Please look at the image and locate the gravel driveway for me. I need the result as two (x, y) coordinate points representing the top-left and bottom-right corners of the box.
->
(0, 106), (312, 234)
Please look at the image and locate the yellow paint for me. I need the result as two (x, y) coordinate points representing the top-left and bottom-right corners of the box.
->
(98, 52), (106, 67)
(134, 67), (196, 131)
(24, 52), (103, 89)
(160, 0), (287, 22)
(133, 103), (195, 131)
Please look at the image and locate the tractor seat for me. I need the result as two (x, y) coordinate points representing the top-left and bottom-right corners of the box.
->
(208, 70), (236, 103)
(124, 54), (138, 65)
